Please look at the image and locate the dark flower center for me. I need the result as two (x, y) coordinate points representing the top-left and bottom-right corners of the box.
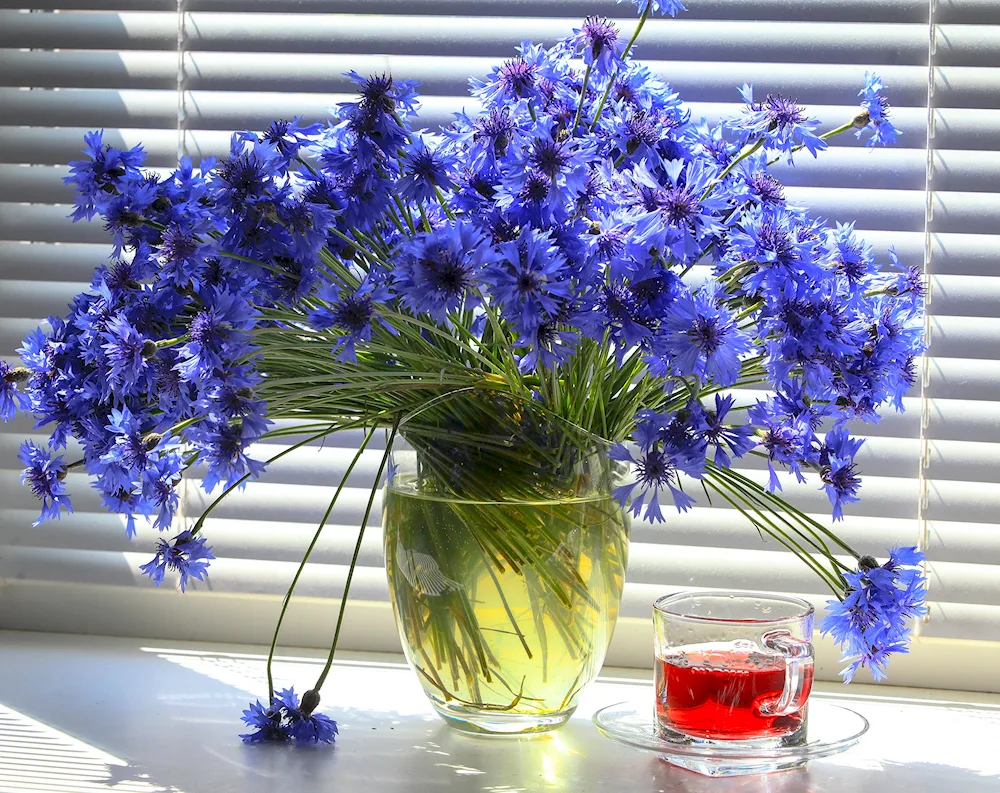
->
(498, 59), (537, 97)
(757, 223), (797, 265)
(582, 16), (620, 56)
(637, 449), (672, 487)
(332, 296), (373, 333)
(746, 170), (785, 204)
(658, 187), (698, 224)
(521, 170), (551, 202)
(530, 138), (571, 179)
(762, 94), (808, 131)
(687, 315), (723, 353)
(473, 107), (516, 158)
(516, 270), (544, 296)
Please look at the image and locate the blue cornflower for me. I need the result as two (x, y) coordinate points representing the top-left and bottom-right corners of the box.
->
(245, 117), (323, 167)
(19, 441), (73, 526)
(213, 137), (285, 210)
(494, 169), (561, 226)
(139, 529), (215, 592)
(141, 455), (184, 532)
(820, 547), (927, 682)
(856, 72), (900, 148)
(309, 284), (392, 363)
(610, 411), (701, 522)
(516, 319), (580, 373)
(571, 17), (626, 79)
(762, 283), (864, 393)
(610, 107), (682, 166)
(610, 63), (684, 116)
(630, 159), (728, 263)
(472, 44), (547, 106)
(240, 699), (291, 744)
(240, 687), (338, 746)
(690, 120), (738, 167)
(397, 135), (456, 204)
(0, 361), (30, 421)
(727, 154), (786, 206)
(887, 247), (925, 300)
(198, 367), (270, 438)
(101, 314), (153, 395)
(101, 177), (159, 256)
(618, 0), (687, 18)
(175, 289), (258, 383)
(160, 223), (216, 287)
(595, 281), (655, 352)
(336, 164), (395, 231)
(747, 394), (818, 491)
(64, 130), (146, 222)
(499, 122), (597, 219)
(722, 204), (824, 295)
(697, 394), (756, 468)
(734, 84), (827, 161)
(393, 223), (498, 323)
(187, 420), (268, 492)
(651, 281), (753, 387)
(448, 105), (523, 169)
(339, 72), (419, 160)
(485, 228), (573, 334)
(825, 221), (877, 294)
(818, 426), (865, 521)
(102, 406), (157, 479)
(287, 692), (339, 746)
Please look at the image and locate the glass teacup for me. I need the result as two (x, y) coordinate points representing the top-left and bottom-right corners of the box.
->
(653, 591), (815, 746)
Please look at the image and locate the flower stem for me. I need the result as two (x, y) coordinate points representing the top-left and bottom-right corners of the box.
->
(188, 424), (341, 536)
(266, 424), (378, 701)
(701, 139), (763, 201)
(312, 416), (401, 693)
(571, 63), (594, 135)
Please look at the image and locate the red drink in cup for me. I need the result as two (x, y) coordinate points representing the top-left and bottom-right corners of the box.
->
(655, 642), (814, 740)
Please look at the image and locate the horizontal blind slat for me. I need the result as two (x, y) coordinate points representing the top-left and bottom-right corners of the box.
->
(0, 10), (178, 49)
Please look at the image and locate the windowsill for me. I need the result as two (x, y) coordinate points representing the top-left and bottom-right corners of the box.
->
(1, 630), (997, 792)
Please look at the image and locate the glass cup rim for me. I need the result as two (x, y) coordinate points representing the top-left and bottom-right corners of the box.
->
(653, 590), (815, 625)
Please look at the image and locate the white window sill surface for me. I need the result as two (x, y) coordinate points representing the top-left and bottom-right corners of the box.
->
(0, 630), (998, 793)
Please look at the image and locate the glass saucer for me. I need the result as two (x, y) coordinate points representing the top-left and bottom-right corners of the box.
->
(593, 699), (869, 777)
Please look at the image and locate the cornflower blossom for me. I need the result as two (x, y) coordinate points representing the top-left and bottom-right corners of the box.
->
(139, 530), (215, 592)
(397, 135), (457, 204)
(734, 84), (827, 160)
(572, 17), (627, 79)
(241, 688), (338, 745)
(619, 0), (687, 18)
(652, 281), (754, 387)
(610, 410), (703, 522)
(19, 442), (73, 526)
(0, 361), (30, 421)
(696, 394), (756, 468)
(855, 71), (900, 147)
(485, 229), (573, 334)
(394, 223), (497, 322)
(821, 547), (927, 682)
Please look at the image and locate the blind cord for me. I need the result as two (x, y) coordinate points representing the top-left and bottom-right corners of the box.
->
(916, 0), (938, 631)
(175, 0), (187, 164)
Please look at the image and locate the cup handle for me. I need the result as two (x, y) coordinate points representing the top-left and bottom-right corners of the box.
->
(759, 629), (814, 717)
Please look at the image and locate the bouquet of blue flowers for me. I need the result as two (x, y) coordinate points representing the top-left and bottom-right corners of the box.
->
(3, 0), (928, 741)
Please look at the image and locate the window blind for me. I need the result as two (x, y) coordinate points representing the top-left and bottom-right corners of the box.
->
(1, 0), (997, 691)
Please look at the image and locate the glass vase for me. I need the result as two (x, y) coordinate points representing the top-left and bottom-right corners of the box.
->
(382, 402), (630, 735)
